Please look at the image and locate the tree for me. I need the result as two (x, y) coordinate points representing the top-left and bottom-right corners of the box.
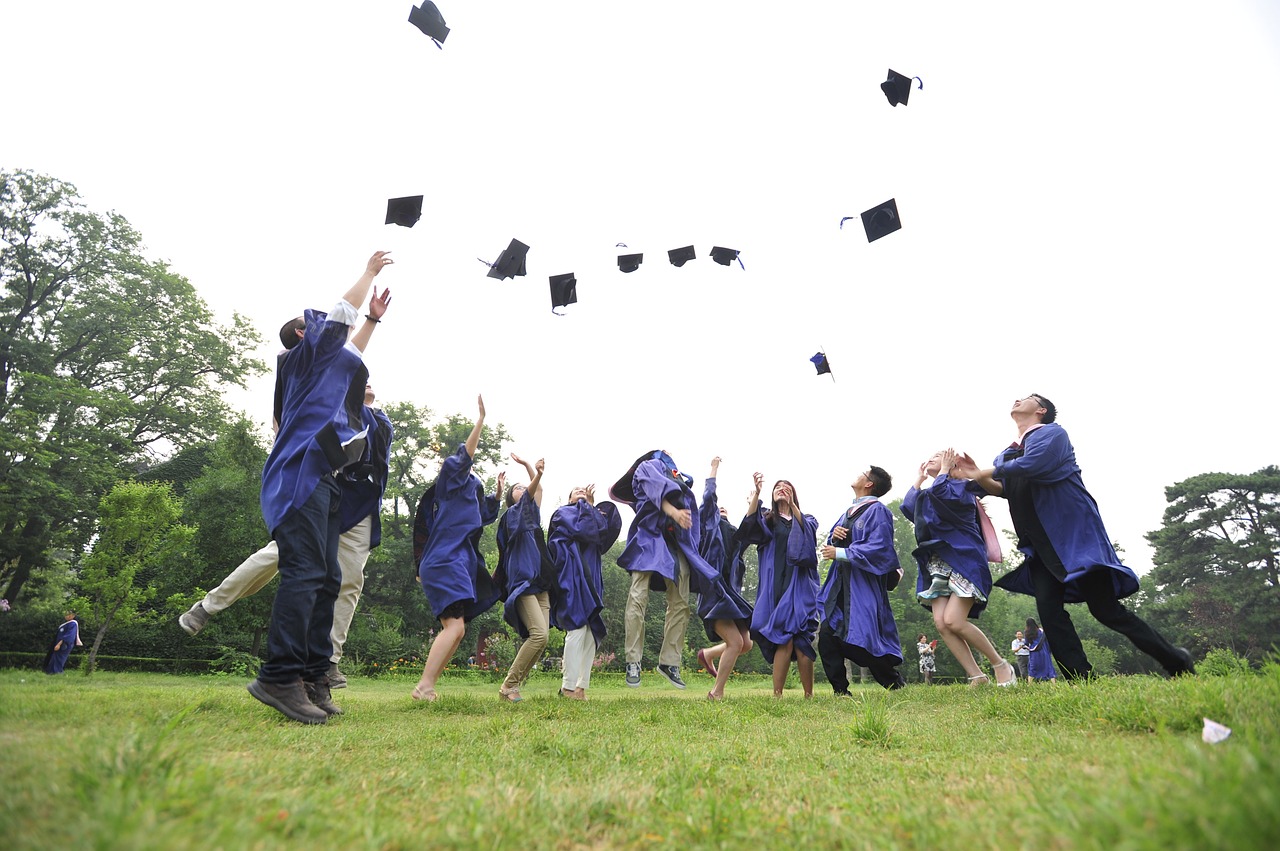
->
(73, 481), (195, 674)
(0, 170), (264, 603)
(1144, 466), (1280, 657)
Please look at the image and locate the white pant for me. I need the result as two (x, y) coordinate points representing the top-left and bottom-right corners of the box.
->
(562, 625), (597, 691)
(201, 516), (373, 662)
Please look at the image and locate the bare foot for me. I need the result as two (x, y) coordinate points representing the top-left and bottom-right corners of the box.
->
(411, 685), (437, 701)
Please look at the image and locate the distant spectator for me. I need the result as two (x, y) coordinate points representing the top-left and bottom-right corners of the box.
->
(1012, 630), (1030, 680)
(43, 611), (82, 674)
(917, 634), (936, 685)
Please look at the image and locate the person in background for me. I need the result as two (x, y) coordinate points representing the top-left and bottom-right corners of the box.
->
(917, 634), (936, 685)
(1024, 617), (1058, 682)
(43, 611), (82, 674)
(1012, 630), (1030, 681)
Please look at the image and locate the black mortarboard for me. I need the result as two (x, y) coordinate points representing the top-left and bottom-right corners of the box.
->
(860, 199), (902, 243)
(881, 69), (920, 107)
(549, 273), (577, 315)
(609, 450), (692, 505)
(409, 2), (449, 45)
(709, 246), (740, 267)
(385, 195), (423, 228)
(810, 351), (832, 376)
(486, 238), (529, 280)
(618, 253), (643, 273)
(668, 246), (696, 267)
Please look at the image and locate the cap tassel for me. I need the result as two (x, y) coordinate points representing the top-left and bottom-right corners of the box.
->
(913, 76), (924, 90)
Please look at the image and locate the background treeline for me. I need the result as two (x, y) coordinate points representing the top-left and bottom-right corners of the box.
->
(3, 170), (1277, 678)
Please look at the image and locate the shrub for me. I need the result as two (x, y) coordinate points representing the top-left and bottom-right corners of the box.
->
(1080, 638), (1117, 676)
(1199, 647), (1253, 677)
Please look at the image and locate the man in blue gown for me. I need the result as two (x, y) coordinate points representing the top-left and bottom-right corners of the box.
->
(957, 394), (1195, 680)
(817, 466), (907, 691)
(247, 251), (393, 723)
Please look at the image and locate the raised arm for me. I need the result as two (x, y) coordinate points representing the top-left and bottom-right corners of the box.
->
(349, 286), (392, 353)
(342, 251), (393, 313)
(465, 395), (486, 459)
(528, 458), (545, 506)
(953, 453), (1003, 496)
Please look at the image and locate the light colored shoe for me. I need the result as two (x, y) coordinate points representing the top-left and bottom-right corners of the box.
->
(179, 602), (210, 636)
(995, 659), (1018, 688)
(328, 662), (347, 689)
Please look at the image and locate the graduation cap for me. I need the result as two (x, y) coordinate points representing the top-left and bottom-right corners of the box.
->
(709, 246), (742, 267)
(549, 273), (577, 315)
(484, 238), (529, 280)
(409, 2), (449, 46)
(860, 199), (902, 243)
(385, 195), (423, 228)
(609, 450), (692, 505)
(810, 351), (832, 377)
(881, 69), (922, 106)
(618, 253), (643, 273)
(668, 246), (696, 267)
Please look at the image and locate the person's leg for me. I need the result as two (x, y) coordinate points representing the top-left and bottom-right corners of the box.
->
(562, 626), (585, 693)
(817, 626), (852, 694)
(624, 570), (650, 664)
(577, 628), (597, 697)
(659, 555), (692, 668)
(329, 516), (372, 664)
(1028, 559), (1091, 679)
(414, 615), (464, 700)
(1016, 655), (1029, 680)
(798, 653), (815, 697)
(1078, 570), (1191, 674)
(501, 592), (550, 696)
(843, 642), (906, 690)
(200, 541), (281, 615)
(709, 620), (744, 699)
(302, 484), (343, 686)
(771, 639), (794, 696)
(933, 598), (983, 679)
(260, 478), (338, 686)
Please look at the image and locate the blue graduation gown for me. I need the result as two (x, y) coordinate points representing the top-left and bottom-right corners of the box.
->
(416, 444), (501, 622)
(819, 501), (903, 661)
(696, 477), (753, 640)
(900, 476), (993, 618)
(495, 495), (550, 637)
(261, 304), (368, 534)
(337, 406), (393, 546)
(1025, 629), (1058, 679)
(742, 506), (820, 663)
(43, 619), (79, 674)
(991, 424), (1140, 602)
(548, 500), (623, 642)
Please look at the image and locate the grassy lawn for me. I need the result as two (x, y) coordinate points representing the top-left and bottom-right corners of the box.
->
(2, 665), (1278, 850)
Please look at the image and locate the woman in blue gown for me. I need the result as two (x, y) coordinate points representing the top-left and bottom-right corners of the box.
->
(43, 611), (81, 674)
(412, 395), (503, 701)
(901, 448), (1017, 687)
(741, 473), (820, 698)
(1025, 617), (1058, 682)
(494, 452), (548, 703)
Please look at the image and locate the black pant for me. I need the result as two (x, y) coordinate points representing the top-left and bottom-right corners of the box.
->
(262, 476), (342, 684)
(1028, 559), (1188, 679)
(818, 625), (905, 691)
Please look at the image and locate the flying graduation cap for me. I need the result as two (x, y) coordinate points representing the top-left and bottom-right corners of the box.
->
(408, 2), (449, 47)
(385, 195), (423, 228)
(860, 198), (902, 243)
(618, 253), (643, 273)
(484, 238), (530, 280)
(810, 350), (834, 381)
(709, 246), (743, 268)
(881, 69), (922, 106)
(549, 273), (577, 315)
(668, 246), (696, 267)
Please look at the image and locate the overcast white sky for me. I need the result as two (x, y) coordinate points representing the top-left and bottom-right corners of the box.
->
(6, 1), (1279, 573)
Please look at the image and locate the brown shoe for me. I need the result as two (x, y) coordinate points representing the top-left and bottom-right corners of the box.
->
(304, 680), (344, 716)
(247, 678), (328, 724)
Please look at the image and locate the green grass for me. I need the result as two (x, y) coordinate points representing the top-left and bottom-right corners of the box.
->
(2, 666), (1279, 850)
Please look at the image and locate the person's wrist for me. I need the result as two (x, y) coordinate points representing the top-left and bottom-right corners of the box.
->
(365, 314), (381, 323)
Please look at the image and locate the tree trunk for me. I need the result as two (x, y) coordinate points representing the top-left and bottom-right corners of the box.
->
(2, 516), (49, 604)
(86, 619), (112, 677)
(251, 625), (265, 659)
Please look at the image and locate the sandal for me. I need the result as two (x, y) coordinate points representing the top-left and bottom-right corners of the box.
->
(498, 687), (523, 703)
(968, 673), (990, 687)
(411, 685), (438, 702)
(995, 659), (1018, 688)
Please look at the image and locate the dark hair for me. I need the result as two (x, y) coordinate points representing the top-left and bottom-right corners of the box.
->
(278, 317), (306, 350)
(917, 633), (927, 642)
(867, 465), (892, 498)
(1025, 617), (1040, 637)
(771, 479), (800, 513)
(1031, 393), (1057, 424)
(504, 484), (521, 507)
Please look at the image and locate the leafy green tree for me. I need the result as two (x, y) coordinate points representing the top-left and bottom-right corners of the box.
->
(1144, 466), (1280, 657)
(72, 481), (195, 674)
(0, 170), (264, 604)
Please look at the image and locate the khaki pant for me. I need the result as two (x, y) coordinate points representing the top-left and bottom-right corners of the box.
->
(200, 516), (373, 663)
(562, 625), (596, 691)
(502, 592), (550, 690)
(624, 553), (690, 667)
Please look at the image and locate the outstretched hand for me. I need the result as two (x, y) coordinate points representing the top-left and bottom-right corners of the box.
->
(366, 251), (394, 277)
(477, 395), (485, 420)
(368, 286), (392, 320)
(495, 471), (506, 497)
(952, 453), (980, 480)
